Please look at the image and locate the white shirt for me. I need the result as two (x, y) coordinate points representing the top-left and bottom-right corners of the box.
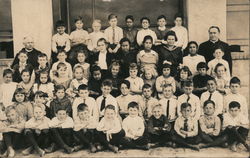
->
(122, 115), (145, 139)
(88, 31), (106, 51)
(25, 117), (50, 130)
(69, 78), (88, 91)
(159, 97), (178, 122)
(171, 26), (188, 50)
(116, 94), (140, 114)
(223, 113), (249, 129)
(97, 116), (121, 134)
(136, 28), (157, 46)
(0, 82), (17, 107)
(50, 61), (73, 80)
(69, 29), (89, 43)
(183, 54), (206, 76)
(125, 76), (144, 95)
(98, 51), (108, 70)
(96, 94), (118, 117)
(104, 26), (123, 44)
(155, 76), (176, 99)
(52, 33), (71, 52)
(33, 82), (54, 99)
(49, 116), (74, 129)
(73, 115), (98, 131)
(208, 58), (230, 78)
(74, 63), (90, 80)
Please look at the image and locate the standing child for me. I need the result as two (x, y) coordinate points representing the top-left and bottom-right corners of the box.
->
(32, 53), (50, 83)
(214, 63), (230, 95)
(123, 15), (138, 50)
(88, 65), (103, 99)
(74, 49), (90, 80)
(52, 62), (71, 89)
(175, 66), (192, 97)
(17, 69), (34, 100)
(154, 15), (169, 46)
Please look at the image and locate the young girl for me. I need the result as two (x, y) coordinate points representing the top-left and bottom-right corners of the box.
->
(175, 66), (192, 97)
(52, 62), (71, 89)
(17, 69), (34, 100)
(33, 70), (54, 100)
(137, 35), (158, 76)
(214, 63), (230, 95)
(88, 65), (103, 99)
(33, 91), (51, 119)
(74, 49), (90, 79)
(155, 63), (176, 99)
(70, 65), (88, 96)
(141, 67), (157, 97)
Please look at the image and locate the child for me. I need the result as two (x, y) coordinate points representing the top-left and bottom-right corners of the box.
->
(154, 15), (169, 46)
(49, 107), (74, 154)
(74, 49), (90, 80)
(137, 35), (159, 75)
(121, 102), (149, 150)
(123, 15), (138, 50)
(171, 13), (188, 50)
(88, 65), (103, 99)
(172, 103), (200, 151)
(33, 91), (50, 119)
(222, 101), (249, 151)
(96, 79), (118, 118)
(32, 53), (50, 83)
(96, 105), (125, 153)
(88, 19), (106, 52)
(183, 41), (205, 75)
(33, 70), (54, 99)
(177, 80), (201, 121)
(73, 103), (98, 153)
(52, 62), (71, 89)
(155, 63), (176, 99)
(125, 63), (144, 95)
(193, 62), (211, 97)
(17, 69), (34, 100)
(0, 69), (17, 108)
(147, 105), (172, 146)
(175, 66), (192, 97)
(214, 63), (230, 95)
(200, 77), (224, 116)
(104, 14), (123, 53)
(72, 84), (99, 121)
(198, 100), (227, 149)
(0, 106), (25, 158)
(50, 85), (72, 119)
(12, 50), (33, 83)
(136, 17), (157, 46)
(224, 77), (248, 118)
(50, 50), (73, 81)
(141, 68), (157, 97)
(208, 46), (231, 78)
(12, 88), (33, 121)
(51, 20), (71, 63)
(23, 104), (50, 156)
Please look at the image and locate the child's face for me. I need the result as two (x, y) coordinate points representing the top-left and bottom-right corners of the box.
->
(34, 95), (46, 104)
(230, 83), (240, 94)
(129, 69), (138, 78)
(21, 72), (31, 83)
(6, 109), (18, 122)
(189, 43), (197, 55)
(120, 83), (130, 96)
(34, 107), (45, 120)
(40, 73), (48, 84)
(109, 18), (118, 28)
(56, 110), (67, 121)
(141, 19), (150, 29)
(198, 68), (207, 76)
(78, 110), (89, 120)
(77, 53), (86, 63)
(56, 89), (65, 100)
(152, 107), (162, 119)
(207, 80), (216, 93)
(128, 107), (139, 118)
(163, 86), (173, 98)
(58, 66), (67, 77)
(18, 53), (28, 63)
(204, 103), (215, 116)
(157, 18), (166, 27)
(213, 49), (224, 59)
(126, 18), (134, 28)
(162, 68), (171, 77)
(57, 53), (67, 62)
(121, 41), (130, 52)
(57, 26), (65, 35)
(174, 17), (182, 26)
(184, 86), (193, 95)
(74, 68), (84, 80)
(78, 89), (89, 99)
(97, 41), (107, 52)
(75, 20), (83, 30)
(144, 39), (153, 51)
(181, 106), (192, 118)
(15, 93), (25, 103)
(3, 73), (13, 83)
(38, 57), (47, 67)
(216, 66), (225, 77)
(93, 70), (101, 80)
(229, 107), (240, 118)
(105, 108), (115, 120)
(111, 65), (120, 77)
(92, 22), (101, 32)
(145, 71), (153, 80)
(180, 70), (188, 80)
(142, 88), (152, 99)
(101, 85), (112, 96)
(167, 35), (176, 46)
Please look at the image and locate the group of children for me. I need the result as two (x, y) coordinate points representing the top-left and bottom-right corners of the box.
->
(0, 13), (249, 157)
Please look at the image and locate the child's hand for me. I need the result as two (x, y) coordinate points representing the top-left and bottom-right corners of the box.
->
(227, 125), (234, 129)
(154, 127), (160, 131)
(9, 125), (17, 128)
(180, 129), (187, 135)
(106, 132), (112, 142)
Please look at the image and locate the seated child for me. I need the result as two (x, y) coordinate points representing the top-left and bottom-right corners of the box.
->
(222, 101), (249, 152)
(214, 63), (230, 95)
(88, 65), (103, 99)
(96, 105), (125, 153)
(74, 49), (90, 79)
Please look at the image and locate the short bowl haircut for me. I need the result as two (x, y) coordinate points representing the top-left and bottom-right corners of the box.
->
(74, 16), (83, 23)
(77, 103), (88, 112)
(142, 35), (153, 44)
(109, 60), (120, 72)
(230, 76), (241, 85)
(214, 63), (226, 73)
(121, 80), (131, 89)
(162, 63), (172, 70)
(17, 50), (28, 57)
(125, 15), (134, 21)
(3, 68), (13, 77)
(57, 49), (67, 56)
(203, 100), (215, 108)
(174, 13), (183, 20)
(157, 15), (167, 21)
(105, 104), (115, 111)
(177, 66), (192, 79)
(97, 38), (108, 45)
(76, 49), (88, 59)
(55, 20), (66, 28)
(38, 53), (48, 59)
(90, 65), (101, 74)
(5, 105), (16, 115)
(56, 106), (67, 114)
(142, 83), (152, 90)
(164, 30), (178, 41)
(207, 76), (217, 84)
(34, 91), (48, 98)
(162, 83), (173, 91)
(21, 68), (32, 76)
(214, 45), (225, 53)
(129, 63), (138, 70)
(78, 84), (88, 91)
(12, 88), (27, 102)
(54, 84), (66, 93)
(152, 104), (163, 111)
(73, 65), (84, 74)
(140, 17), (150, 23)
(57, 62), (67, 70)
(108, 14), (117, 20)
(128, 101), (139, 110)
(187, 41), (199, 49)
(183, 80), (193, 87)
(102, 79), (113, 88)
(229, 101), (240, 109)
(181, 102), (191, 111)
(196, 62), (209, 70)
(209, 26), (221, 33)
(119, 37), (131, 45)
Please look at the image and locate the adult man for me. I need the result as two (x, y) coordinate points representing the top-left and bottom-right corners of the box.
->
(11, 36), (42, 68)
(198, 26), (232, 73)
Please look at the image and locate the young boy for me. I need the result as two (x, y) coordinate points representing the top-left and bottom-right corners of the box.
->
(177, 80), (201, 121)
(48, 108), (74, 154)
(172, 103), (200, 151)
(23, 104), (50, 156)
(121, 102), (149, 150)
(73, 103), (98, 153)
(222, 101), (249, 152)
(96, 104), (125, 153)
(198, 100), (227, 149)
(104, 14), (123, 53)
(125, 63), (144, 95)
(123, 15), (138, 50)
(200, 77), (223, 116)
(96, 79), (118, 118)
(193, 62), (211, 97)
(88, 65), (103, 99)
(154, 15), (169, 46)
(51, 20), (71, 63)
(224, 77), (248, 118)
(32, 53), (50, 83)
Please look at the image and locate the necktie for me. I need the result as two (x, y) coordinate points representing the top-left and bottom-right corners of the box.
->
(83, 99), (86, 104)
(144, 98), (149, 118)
(166, 99), (170, 119)
(112, 27), (115, 44)
(184, 119), (188, 131)
(100, 96), (106, 112)
(187, 95), (190, 103)
(208, 93), (213, 101)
